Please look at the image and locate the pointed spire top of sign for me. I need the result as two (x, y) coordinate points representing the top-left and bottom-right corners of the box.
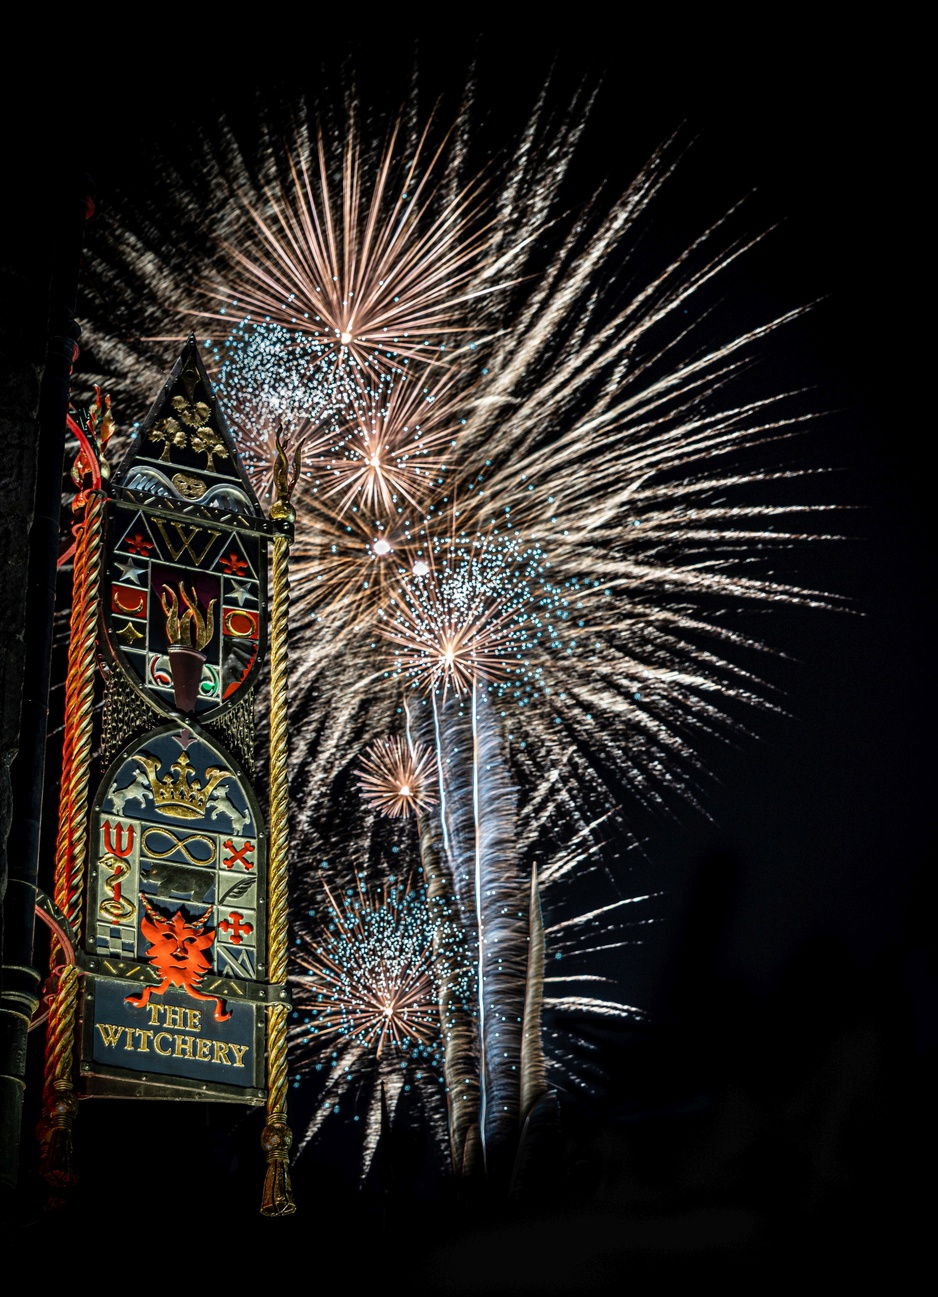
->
(112, 336), (262, 520)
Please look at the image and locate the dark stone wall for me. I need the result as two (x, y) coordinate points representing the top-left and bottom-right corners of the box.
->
(0, 241), (48, 1196)
(0, 251), (51, 805)
(0, 171), (88, 1196)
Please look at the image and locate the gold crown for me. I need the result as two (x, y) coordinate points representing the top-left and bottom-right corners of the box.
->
(133, 752), (230, 820)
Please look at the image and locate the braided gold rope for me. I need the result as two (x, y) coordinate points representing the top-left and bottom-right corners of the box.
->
(261, 531), (295, 1216)
(38, 958), (80, 1186)
(53, 491), (104, 937)
(41, 490), (104, 1186)
(42, 964), (79, 1102)
(51, 514), (89, 920)
(266, 534), (290, 985)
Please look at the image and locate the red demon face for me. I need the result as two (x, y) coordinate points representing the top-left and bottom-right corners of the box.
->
(140, 906), (215, 990)
(126, 898), (231, 1021)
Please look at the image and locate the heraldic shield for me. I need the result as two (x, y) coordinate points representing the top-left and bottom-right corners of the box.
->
(102, 338), (270, 721)
(81, 724), (270, 1101)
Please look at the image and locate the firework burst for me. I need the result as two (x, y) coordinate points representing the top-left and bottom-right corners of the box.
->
(258, 351), (470, 637)
(253, 115), (842, 819)
(295, 875), (438, 1055)
(357, 736), (437, 818)
(379, 528), (547, 695)
(310, 362), (466, 517)
(198, 115), (494, 382)
(289, 867), (468, 1172)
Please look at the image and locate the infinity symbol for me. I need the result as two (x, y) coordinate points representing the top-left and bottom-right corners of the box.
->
(141, 826), (217, 866)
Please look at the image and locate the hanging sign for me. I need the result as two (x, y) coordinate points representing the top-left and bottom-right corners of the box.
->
(43, 338), (297, 1213)
(80, 722), (272, 1101)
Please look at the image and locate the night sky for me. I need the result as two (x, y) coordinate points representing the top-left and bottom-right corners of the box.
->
(6, 20), (931, 1277)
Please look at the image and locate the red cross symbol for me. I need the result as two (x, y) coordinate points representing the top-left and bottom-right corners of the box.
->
(125, 532), (153, 556)
(219, 551), (248, 576)
(222, 838), (255, 871)
(219, 911), (253, 944)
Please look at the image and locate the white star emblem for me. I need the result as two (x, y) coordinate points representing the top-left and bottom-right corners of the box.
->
(227, 579), (256, 607)
(115, 556), (147, 584)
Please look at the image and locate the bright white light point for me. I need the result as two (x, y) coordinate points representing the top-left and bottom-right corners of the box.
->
(340, 331), (352, 345)
(412, 560), (429, 576)
(399, 784), (411, 797)
(443, 648), (455, 663)
(373, 539), (391, 555)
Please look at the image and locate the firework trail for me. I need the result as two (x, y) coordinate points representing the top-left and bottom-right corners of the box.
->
(76, 80), (840, 1174)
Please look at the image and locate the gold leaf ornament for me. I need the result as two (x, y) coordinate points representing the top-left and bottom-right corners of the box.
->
(171, 395), (212, 428)
(188, 425), (229, 473)
(270, 435), (300, 523)
(149, 416), (187, 462)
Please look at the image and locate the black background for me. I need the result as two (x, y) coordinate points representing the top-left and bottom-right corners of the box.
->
(5, 18), (931, 1280)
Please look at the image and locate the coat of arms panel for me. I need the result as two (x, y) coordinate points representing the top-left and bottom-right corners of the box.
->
(80, 724), (269, 1100)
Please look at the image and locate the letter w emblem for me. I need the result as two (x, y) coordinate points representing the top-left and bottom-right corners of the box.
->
(154, 520), (220, 565)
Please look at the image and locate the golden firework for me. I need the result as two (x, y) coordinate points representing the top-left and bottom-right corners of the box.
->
(199, 117), (492, 381)
(305, 361), (465, 517)
(356, 736), (437, 818)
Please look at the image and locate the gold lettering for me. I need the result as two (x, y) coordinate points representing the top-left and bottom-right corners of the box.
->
(165, 1006), (184, 1029)
(229, 1043), (248, 1068)
(196, 1038), (212, 1061)
(213, 1041), (231, 1065)
(174, 1034), (194, 1058)
(148, 1004), (161, 1026)
(154, 1032), (172, 1055)
(135, 1029), (154, 1052)
(123, 1027), (135, 1050)
(187, 1009), (202, 1032)
(154, 519), (220, 565)
(96, 1023), (123, 1048)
